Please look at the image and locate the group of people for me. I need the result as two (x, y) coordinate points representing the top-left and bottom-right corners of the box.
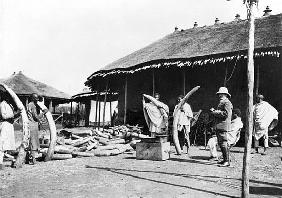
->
(143, 86), (279, 167)
(0, 86), (45, 170)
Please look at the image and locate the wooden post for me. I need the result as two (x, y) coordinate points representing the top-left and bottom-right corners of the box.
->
(95, 92), (99, 128)
(102, 81), (108, 131)
(152, 70), (155, 96)
(70, 101), (73, 114)
(255, 64), (259, 95)
(98, 98), (101, 129)
(242, 1), (257, 197)
(124, 76), (128, 124)
(49, 100), (53, 112)
(25, 97), (29, 109)
(183, 70), (186, 95)
(109, 92), (112, 126)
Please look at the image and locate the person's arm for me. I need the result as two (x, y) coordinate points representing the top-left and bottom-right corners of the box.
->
(27, 103), (41, 122)
(212, 101), (231, 119)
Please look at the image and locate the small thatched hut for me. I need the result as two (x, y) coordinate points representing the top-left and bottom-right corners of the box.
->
(0, 71), (70, 112)
(85, 13), (282, 133)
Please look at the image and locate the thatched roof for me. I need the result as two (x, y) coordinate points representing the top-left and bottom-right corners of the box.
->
(0, 72), (70, 100)
(87, 13), (281, 80)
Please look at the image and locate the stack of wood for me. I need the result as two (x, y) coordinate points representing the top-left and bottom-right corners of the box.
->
(39, 125), (148, 160)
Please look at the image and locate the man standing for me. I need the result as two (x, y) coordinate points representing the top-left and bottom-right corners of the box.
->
(208, 108), (243, 160)
(175, 95), (193, 155)
(27, 93), (42, 164)
(0, 87), (20, 170)
(143, 93), (169, 137)
(210, 87), (233, 167)
(253, 94), (278, 155)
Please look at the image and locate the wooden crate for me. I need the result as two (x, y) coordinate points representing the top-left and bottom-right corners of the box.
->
(136, 142), (170, 161)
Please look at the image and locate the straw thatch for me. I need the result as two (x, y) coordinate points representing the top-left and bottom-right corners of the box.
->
(87, 13), (281, 80)
(0, 72), (70, 100)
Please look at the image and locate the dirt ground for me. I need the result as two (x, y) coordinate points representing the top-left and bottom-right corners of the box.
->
(1, 145), (282, 198)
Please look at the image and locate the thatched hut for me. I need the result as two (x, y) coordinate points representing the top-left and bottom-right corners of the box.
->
(85, 13), (282, 134)
(0, 71), (70, 112)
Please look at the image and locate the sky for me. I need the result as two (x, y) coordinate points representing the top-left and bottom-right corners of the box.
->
(0, 0), (281, 95)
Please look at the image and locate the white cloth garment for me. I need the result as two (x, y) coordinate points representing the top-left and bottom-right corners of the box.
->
(253, 101), (278, 140)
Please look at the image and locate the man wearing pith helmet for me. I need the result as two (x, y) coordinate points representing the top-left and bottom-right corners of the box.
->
(210, 87), (233, 167)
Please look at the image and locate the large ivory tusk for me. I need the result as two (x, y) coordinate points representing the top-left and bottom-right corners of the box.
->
(172, 86), (200, 155)
(0, 83), (30, 168)
(36, 102), (57, 161)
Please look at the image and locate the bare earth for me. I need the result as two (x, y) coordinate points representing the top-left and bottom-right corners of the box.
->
(1, 146), (282, 198)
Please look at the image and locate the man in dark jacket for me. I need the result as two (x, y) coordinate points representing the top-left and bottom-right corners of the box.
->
(210, 87), (233, 167)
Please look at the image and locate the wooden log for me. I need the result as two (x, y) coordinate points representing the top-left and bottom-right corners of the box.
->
(51, 154), (72, 160)
(0, 84), (29, 168)
(72, 151), (95, 157)
(36, 102), (57, 162)
(173, 86), (200, 155)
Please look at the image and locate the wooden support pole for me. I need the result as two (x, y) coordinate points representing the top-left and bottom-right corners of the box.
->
(242, 1), (257, 197)
(255, 63), (259, 95)
(25, 97), (29, 109)
(124, 76), (128, 124)
(183, 70), (186, 95)
(70, 101), (73, 114)
(95, 92), (99, 128)
(102, 81), (108, 131)
(109, 92), (112, 126)
(152, 70), (155, 96)
(49, 100), (53, 112)
(98, 97), (101, 129)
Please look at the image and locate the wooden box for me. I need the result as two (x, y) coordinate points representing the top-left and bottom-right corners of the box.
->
(136, 142), (170, 161)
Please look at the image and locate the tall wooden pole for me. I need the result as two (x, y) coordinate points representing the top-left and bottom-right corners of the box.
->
(152, 70), (155, 96)
(241, 1), (257, 197)
(95, 92), (99, 128)
(102, 81), (108, 131)
(183, 70), (186, 95)
(124, 76), (128, 124)
(109, 92), (112, 126)
(255, 64), (259, 95)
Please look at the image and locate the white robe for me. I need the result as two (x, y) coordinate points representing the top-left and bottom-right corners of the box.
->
(0, 101), (16, 151)
(253, 101), (278, 140)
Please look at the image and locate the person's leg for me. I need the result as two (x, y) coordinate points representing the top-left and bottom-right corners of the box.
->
(262, 133), (269, 155)
(254, 138), (259, 153)
(182, 125), (190, 155)
(178, 129), (185, 151)
(216, 130), (225, 164)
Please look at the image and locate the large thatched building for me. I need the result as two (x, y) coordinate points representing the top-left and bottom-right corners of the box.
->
(85, 13), (282, 133)
(0, 71), (70, 112)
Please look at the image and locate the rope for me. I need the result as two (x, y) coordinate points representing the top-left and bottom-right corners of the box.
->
(226, 55), (239, 83)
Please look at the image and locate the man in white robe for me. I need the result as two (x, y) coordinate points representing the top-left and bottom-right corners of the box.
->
(143, 93), (169, 138)
(253, 94), (278, 155)
(0, 87), (20, 170)
(175, 95), (193, 154)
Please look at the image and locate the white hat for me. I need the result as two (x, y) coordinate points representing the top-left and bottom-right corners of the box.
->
(216, 87), (231, 98)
